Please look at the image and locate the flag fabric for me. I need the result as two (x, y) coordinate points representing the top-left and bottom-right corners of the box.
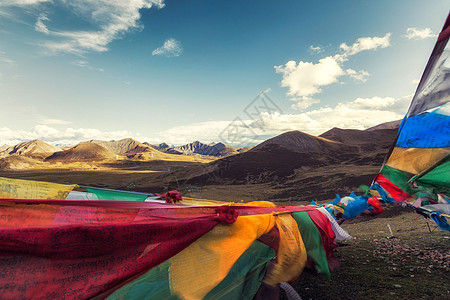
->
(0, 176), (77, 200)
(0, 177), (351, 299)
(372, 12), (450, 230)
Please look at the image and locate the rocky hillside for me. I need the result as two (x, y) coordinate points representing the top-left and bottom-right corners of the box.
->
(148, 143), (183, 155)
(149, 141), (242, 157)
(45, 142), (117, 161)
(0, 140), (62, 159)
(166, 125), (398, 186)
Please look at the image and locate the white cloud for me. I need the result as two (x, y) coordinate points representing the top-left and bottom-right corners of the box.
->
(0, 10), (11, 18)
(411, 79), (420, 85)
(0, 50), (14, 64)
(40, 118), (72, 125)
(0, 124), (151, 146)
(34, 13), (49, 34)
(275, 33), (391, 109)
(33, 124), (60, 137)
(157, 94), (411, 146)
(71, 60), (104, 72)
(346, 68), (369, 82)
(309, 45), (323, 54)
(339, 33), (391, 56)
(252, 95), (409, 135)
(338, 96), (398, 110)
(13, 0), (166, 54)
(290, 97), (320, 110)
(0, 94), (410, 147)
(72, 60), (88, 67)
(0, 0), (47, 18)
(0, 0), (50, 6)
(152, 38), (183, 57)
(405, 27), (437, 40)
(275, 56), (345, 97)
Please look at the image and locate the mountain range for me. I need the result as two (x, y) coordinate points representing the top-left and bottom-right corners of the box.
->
(166, 125), (398, 186)
(0, 121), (399, 182)
(0, 138), (251, 163)
(0, 120), (400, 201)
(0, 140), (62, 159)
(148, 141), (248, 157)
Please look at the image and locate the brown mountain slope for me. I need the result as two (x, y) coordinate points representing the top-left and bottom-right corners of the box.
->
(90, 138), (174, 159)
(0, 156), (44, 170)
(254, 130), (354, 153)
(90, 138), (146, 154)
(0, 145), (10, 152)
(142, 127), (397, 201)
(319, 128), (374, 145)
(172, 130), (358, 185)
(46, 142), (116, 161)
(0, 140), (62, 159)
(319, 127), (397, 145)
(319, 127), (398, 154)
(366, 119), (401, 131)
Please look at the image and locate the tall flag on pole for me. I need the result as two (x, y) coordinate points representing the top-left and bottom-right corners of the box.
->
(372, 12), (450, 231)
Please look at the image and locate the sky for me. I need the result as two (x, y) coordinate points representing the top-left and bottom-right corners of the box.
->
(0, 0), (448, 147)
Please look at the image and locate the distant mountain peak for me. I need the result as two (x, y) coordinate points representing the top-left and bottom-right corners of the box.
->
(46, 142), (116, 161)
(0, 139), (62, 159)
(89, 138), (153, 155)
(148, 140), (241, 157)
(254, 130), (347, 153)
(173, 141), (241, 157)
(365, 119), (401, 131)
(159, 142), (170, 149)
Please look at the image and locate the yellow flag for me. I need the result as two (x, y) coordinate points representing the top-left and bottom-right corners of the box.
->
(0, 177), (77, 200)
(169, 214), (275, 300)
(237, 200), (277, 207)
(263, 214), (307, 286)
(386, 147), (449, 175)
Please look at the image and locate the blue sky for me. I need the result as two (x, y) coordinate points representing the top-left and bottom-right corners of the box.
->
(0, 0), (448, 146)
